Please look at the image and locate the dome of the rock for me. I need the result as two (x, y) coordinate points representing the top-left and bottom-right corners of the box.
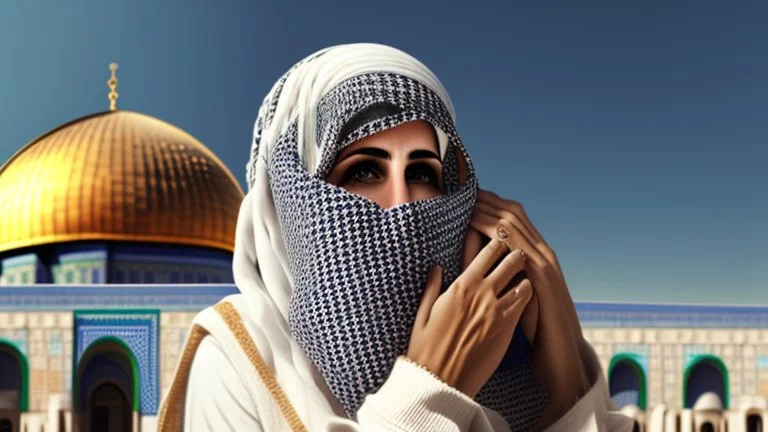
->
(0, 110), (244, 254)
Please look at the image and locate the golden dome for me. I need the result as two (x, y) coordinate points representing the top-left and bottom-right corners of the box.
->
(0, 110), (245, 254)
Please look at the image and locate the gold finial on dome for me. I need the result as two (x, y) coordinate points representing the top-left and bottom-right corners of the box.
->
(108, 63), (119, 111)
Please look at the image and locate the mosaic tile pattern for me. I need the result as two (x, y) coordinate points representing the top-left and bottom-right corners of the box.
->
(0, 284), (238, 311)
(613, 343), (650, 371)
(75, 311), (159, 415)
(577, 302), (768, 328)
(0, 329), (28, 356)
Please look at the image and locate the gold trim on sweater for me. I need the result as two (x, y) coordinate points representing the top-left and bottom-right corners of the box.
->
(157, 324), (210, 431)
(213, 301), (308, 432)
(156, 301), (307, 431)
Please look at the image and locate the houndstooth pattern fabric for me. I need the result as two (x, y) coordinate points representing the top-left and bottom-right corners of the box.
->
(248, 49), (331, 189)
(268, 72), (548, 430)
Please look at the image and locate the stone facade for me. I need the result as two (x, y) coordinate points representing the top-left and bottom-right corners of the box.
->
(159, 312), (196, 400)
(583, 327), (768, 409)
(3, 293), (768, 431)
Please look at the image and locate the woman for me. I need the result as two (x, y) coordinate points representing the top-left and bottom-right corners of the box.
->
(158, 43), (634, 432)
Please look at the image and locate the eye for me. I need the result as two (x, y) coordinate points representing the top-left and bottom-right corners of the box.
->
(406, 163), (441, 188)
(341, 160), (383, 184)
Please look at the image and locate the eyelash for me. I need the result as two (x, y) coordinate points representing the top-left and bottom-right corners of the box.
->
(341, 161), (441, 188)
(341, 161), (382, 184)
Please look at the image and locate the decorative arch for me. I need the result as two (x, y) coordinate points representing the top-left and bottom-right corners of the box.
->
(73, 309), (159, 414)
(682, 354), (729, 410)
(73, 335), (140, 412)
(608, 353), (647, 410)
(0, 338), (29, 412)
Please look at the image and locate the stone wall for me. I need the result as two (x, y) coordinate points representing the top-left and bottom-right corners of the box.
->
(159, 312), (197, 401)
(0, 311), (72, 413)
(583, 327), (768, 410)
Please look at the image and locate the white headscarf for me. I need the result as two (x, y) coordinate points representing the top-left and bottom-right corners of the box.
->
(234, 43), (455, 334)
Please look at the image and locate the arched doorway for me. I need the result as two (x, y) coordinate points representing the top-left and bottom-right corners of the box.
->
(701, 422), (714, 432)
(747, 413), (762, 432)
(89, 383), (131, 432)
(0, 340), (29, 432)
(683, 355), (729, 409)
(75, 337), (139, 432)
(608, 353), (648, 410)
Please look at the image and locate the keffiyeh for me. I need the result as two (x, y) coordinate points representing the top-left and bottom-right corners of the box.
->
(235, 43), (548, 430)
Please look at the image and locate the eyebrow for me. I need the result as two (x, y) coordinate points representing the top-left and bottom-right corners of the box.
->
(409, 150), (440, 161)
(340, 147), (390, 161)
(339, 147), (441, 162)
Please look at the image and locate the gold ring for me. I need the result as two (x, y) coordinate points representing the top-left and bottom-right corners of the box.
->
(496, 227), (508, 240)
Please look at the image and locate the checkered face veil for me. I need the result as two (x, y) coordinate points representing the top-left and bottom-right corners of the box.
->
(241, 44), (548, 430)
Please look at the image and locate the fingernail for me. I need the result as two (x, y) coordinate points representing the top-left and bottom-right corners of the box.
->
(515, 281), (532, 296)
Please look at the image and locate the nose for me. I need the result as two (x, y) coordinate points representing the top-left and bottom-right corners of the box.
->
(386, 173), (411, 208)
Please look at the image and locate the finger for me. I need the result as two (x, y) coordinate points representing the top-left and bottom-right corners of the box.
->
(462, 227), (483, 271)
(470, 211), (547, 268)
(477, 192), (584, 346)
(477, 190), (545, 244)
(477, 192), (566, 280)
(415, 266), (443, 328)
(471, 212), (560, 322)
(486, 248), (527, 296)
(475, 201), (539, 249)
(464, 231), (510, 278)
(476, 197), (579, 338)
(499, 279), (533, 318)
(519, 291), (539, 343)
(478, 200), (565, 280)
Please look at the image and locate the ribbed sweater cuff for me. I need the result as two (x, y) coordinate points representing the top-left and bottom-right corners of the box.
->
(356, 356), (480, 432)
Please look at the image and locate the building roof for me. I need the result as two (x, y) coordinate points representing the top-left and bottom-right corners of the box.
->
(0, 110), (244, 253)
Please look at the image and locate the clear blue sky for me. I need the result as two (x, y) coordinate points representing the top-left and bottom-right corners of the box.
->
(1, 1), (766, 304)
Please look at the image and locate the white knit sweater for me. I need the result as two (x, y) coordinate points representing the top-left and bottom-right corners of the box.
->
(183, 335), (635, 431)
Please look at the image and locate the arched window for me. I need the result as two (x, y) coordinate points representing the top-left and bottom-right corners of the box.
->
(684, 355), (729, 409)
(608, 354), (647, 410)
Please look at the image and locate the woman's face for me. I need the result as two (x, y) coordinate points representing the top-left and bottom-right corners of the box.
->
(326, 120), (444, 208)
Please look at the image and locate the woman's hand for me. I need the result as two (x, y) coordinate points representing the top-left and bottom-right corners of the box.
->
(406, 231), (534, 399)
(471, 189), (591, 431)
